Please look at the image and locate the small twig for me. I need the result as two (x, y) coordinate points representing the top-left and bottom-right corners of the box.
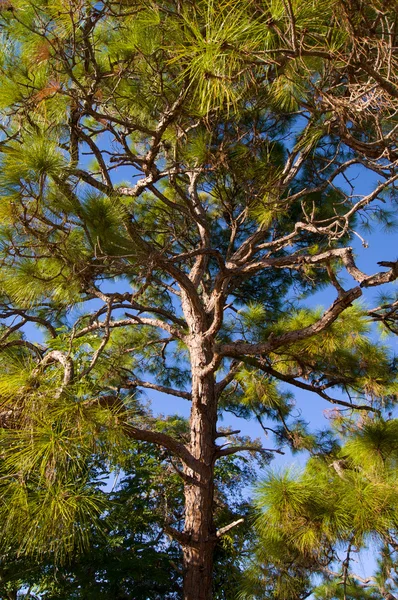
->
(80, 298), (113, 378)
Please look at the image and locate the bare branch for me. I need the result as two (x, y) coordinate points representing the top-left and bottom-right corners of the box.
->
(215, 429), (241, 438)
(80, 300), (112, 378)
(216, 518), (244, 538)
(76, 316), (184, 340)
(244, 358), (379, 413)
(215, 361), (242, 397)
(71, 168), (112, 194)
(215, 445), (284, 459)
(36, 350), (74, 394)
(0, 339), (44, 359)
(124, 379), (191, 400)
(0, 311), (57, 338)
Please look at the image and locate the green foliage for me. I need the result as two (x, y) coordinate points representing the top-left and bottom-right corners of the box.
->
(0, 390), (127, 560)
(169, 0), (266, 113)
(0, 437), (262, 599)
(242, 419), (398, 599)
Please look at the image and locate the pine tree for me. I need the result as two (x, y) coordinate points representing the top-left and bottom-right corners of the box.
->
(245, 418), (398, 600)
(0, 1), (397, 598)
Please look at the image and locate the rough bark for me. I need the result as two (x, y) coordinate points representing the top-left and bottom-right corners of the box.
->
(182, 335), (218, 600)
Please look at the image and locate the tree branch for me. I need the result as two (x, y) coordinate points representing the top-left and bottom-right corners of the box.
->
(220, 287), (362, 358)
(216, 518), (244, 538)
(124, 425), (199, 471)
(76, 316), (184, 340)
(215, 445), (284, 459)
(124, 379), (191, 400)
(244, 358), (379, 413)
(0, 339), (44, 359)
(37, 350), (74, 394)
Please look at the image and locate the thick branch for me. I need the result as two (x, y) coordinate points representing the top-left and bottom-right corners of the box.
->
(37, 350), (74, 392)
(220, 287), (362, 358)
(124, 425), (199, 471)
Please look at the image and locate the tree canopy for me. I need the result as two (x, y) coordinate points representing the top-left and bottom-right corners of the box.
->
(0, 0), (397, 598)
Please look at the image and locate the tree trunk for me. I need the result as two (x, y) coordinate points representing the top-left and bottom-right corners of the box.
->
(182, 335), (218, 600)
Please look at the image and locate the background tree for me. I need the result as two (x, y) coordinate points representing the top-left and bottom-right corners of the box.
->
(0, 432), (261, 599)
(0, 1), (397, 598)
(242, 417), (398, 600)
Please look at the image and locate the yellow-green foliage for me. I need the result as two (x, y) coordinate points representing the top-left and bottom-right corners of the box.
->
(264, 303), (396, 403)
(0, 259), (81, 308)
(0, 135), (65, 186)
(236, 368), (292, 415)
(0, 366), (133, 560)
(255, 419), (398, 564)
